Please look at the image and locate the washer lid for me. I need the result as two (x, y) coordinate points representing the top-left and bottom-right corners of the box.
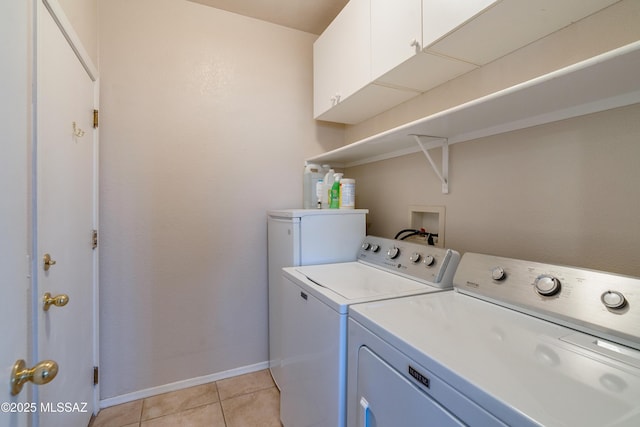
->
(295, 262), (432, 300)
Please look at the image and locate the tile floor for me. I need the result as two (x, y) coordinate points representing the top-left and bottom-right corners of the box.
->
(89, 369), (281, 427)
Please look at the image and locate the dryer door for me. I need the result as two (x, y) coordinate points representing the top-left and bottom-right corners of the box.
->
(356, 346), (464, 426)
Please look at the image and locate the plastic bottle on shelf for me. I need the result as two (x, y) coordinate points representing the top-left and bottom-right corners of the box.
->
(303, 164), (324, 209)
(315, 179), (323, 209)
(322, 168), (335, 209)
(330, 173), (343, 209)
(339, 178), (355, 209)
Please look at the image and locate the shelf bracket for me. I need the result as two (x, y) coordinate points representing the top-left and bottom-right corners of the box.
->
(412, 135), (449, 194)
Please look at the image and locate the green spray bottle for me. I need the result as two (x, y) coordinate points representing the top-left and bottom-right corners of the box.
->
(329, 173), (343, 209)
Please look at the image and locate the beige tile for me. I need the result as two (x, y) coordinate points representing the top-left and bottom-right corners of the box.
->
(221, 387), (281, 427)
(91, 400), (143, 427)
(140, 403), (225, 427)
(141, 382), (219, 421)
(217, 369), (275, 401)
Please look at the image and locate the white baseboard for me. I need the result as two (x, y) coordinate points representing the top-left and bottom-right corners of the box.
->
(99, 361), (269, 409)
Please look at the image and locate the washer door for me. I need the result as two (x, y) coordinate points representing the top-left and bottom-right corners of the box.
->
(356, 346), (464, 427)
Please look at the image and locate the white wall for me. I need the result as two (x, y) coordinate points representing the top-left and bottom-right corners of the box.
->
(349, 104), (640, 276)
(98, 0), (343, 399)
(344, 0), (640, 277)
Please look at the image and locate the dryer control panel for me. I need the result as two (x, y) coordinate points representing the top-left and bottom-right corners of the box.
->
(455, 252), (640, 351)
(357, 236), (460, 289)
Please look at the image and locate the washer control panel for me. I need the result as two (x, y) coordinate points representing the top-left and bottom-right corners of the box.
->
(357, 236), (460, 289)
(455, 252), (640, 351)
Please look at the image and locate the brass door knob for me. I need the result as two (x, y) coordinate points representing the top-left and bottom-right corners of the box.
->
(11, 359), (59, 396)
(43, 253), (57, 271)
(43, 292), (69, 311)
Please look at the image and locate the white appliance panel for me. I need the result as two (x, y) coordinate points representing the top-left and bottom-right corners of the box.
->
(268, 216), (301, 268)
(299, 212), (367, 264)
(267, 209), (367, 390)
(296, 262), (431, 300)
(357, 346), (465, 426)
(280, 275), (345, 427)
(349, 291), (640, 427)
(284, 264), (445, 315)
(279, 236), (460, 427)
(267, 216), (300, 389)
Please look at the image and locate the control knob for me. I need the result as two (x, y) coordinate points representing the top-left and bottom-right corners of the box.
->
(386, 246), (400, 260)
(534, 275), (561, 297)
(491, 267), (506, 281)
(423, 255), (435, 267)
(361, 242), (371, 251)
(370, 244), (380, 253)
(601, 291), (627, 310)
(409, 253), (421, 263)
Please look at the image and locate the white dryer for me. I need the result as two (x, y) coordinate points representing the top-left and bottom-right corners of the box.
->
(279, 236), (460, 427)
(347, 253), (640, 427)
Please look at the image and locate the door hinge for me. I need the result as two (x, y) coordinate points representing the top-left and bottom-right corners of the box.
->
(92, 229), (98, 249)
(93, 366), (99, 385)
(93, 109), (99, 128)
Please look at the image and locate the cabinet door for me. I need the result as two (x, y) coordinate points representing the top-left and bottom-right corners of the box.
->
(422, 0), (496, 49)
(314, 0), (370, 119)
(371, 0), (422, 81)
(427, 0), (618, 66)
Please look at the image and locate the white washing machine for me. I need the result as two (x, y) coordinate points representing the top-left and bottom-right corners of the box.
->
(279, 236), (461, 427)
(347, 252), (640, 427)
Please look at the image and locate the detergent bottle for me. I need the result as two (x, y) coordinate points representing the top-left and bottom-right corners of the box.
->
(322, 168), (335, 209)
(330, 173), (343, 209)
(303, 163), (324, 209)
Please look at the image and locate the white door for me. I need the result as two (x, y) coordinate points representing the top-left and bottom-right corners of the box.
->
(0, 1), (30, 425)
(36, 1), (97, 425)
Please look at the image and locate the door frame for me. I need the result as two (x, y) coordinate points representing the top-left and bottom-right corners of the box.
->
(35, 0), (100, 412)
(0, 0), (31, 425)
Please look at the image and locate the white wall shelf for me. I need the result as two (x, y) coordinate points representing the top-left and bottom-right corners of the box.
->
(308, 41), (640, 175)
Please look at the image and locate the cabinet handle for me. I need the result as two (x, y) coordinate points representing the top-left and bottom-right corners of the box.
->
(410, 39), (421, 53)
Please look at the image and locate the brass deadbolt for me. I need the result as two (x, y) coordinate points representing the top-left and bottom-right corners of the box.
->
(43, 253), (57, 271)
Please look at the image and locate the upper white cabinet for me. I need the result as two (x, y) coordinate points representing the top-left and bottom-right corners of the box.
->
(370, 0), (422, 80)
(422, 0), (496, 48)
(314, 0), (621, 125)
(313, 0), (371, 121)
(373, 0), (491, 93)
(314, 0), (419, 124)
(426, 0), (619, 65)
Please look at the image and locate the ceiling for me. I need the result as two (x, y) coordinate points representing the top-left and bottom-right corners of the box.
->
(187, 0), (349, 35)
